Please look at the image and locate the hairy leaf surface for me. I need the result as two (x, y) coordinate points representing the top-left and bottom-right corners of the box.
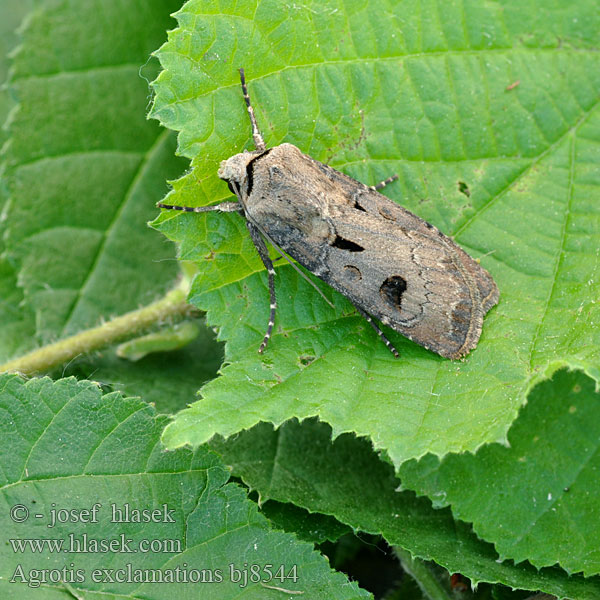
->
(400, 369), (600, 576)
(0, 374), (370, 599)
(211, 417), (600, 598)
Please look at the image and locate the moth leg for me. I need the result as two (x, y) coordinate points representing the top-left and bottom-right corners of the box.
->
(246, 221), (277, 353)
(355, 306), (400, 358)
(370, 174), (398, 191)
(156, 201), (243, 213)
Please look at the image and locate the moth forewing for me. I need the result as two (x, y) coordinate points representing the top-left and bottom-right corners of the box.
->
(242, 143), (499, 359)
(158, 69), (499, 359)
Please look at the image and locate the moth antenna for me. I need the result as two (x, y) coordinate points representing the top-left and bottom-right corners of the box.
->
(239, 68), (266, 152)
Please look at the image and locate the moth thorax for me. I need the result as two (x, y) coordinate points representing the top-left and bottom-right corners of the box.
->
(217, 151), (260, 186)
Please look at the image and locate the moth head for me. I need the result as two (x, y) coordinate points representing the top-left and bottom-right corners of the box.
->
(218, 150), (261, 196)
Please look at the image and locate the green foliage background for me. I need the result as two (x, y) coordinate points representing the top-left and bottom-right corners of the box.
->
(1, 0), (599, 598)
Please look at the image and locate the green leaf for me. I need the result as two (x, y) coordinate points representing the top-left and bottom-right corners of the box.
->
(1, 0), (186, 351)
(210, 418), (600, 599)
(399, 369), (600, 577)
(152, 0), (600, 467)
(0, 258), (35, 363)
(395, 547), (462, 600)
(260, 500), (351, 545)
(0, 0), (35, 151)
(116, 321), (202, 362)
(0, 0), (36, 363)
(59, 317), (223, 414)
(0, 374), (371, 599)
(0, 0), (224, 418)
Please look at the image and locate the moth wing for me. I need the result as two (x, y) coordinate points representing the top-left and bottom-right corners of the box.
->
(246, 145), (498, 359)
(319, 192), (498, 358)
(305, 156), (499, 311)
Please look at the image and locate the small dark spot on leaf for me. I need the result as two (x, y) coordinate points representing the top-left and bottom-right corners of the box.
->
(458, 181), (471, 197)
(299, 355), (315, 367)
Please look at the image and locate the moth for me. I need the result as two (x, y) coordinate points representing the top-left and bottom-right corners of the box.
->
(159, 69), (499, 359)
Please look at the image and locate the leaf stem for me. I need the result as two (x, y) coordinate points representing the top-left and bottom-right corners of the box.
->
(395, 547), (455, 600)
(0, 280), (193, 376)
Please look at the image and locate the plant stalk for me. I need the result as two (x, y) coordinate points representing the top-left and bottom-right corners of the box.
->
(395, 547), (455, 600)
(0, 283), (192, 376)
